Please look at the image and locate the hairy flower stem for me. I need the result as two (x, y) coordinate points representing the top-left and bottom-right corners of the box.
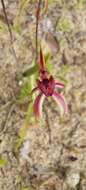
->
(36, 0), (42, 64)
(1, 0), (18, 62)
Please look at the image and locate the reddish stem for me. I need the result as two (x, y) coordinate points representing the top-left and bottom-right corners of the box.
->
(36, 0), (42, 64)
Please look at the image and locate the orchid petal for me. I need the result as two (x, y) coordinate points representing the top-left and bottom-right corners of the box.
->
(55, 82), (64, 89)
(38, 47), (45, 71)
(52, 91), (68, 116)
(31, 87), (39, 94)
(33, 92), (45, 118)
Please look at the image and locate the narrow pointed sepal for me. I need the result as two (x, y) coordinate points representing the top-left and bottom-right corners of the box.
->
(52, 91), (68, 116)
(31, 87), (38, 94)
(38, 47), (45, 72)
(55, 82), (64, 89)
(44, 0), (48, 12)
(33, 92), (45, 118)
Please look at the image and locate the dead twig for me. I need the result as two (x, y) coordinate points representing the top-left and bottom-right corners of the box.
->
(0, 101), (15, 134)
(1, 0), (18, 63)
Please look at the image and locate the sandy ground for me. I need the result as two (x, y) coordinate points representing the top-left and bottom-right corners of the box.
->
(0, 0), (86, 190)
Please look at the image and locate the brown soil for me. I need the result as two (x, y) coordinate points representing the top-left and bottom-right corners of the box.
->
(0, 1), (86, 190)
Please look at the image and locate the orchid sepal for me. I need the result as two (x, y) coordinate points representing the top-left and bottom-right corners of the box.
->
(52, 91), (68, 116)
(33, 92), (45, 118)
(55, 82), (64, 89)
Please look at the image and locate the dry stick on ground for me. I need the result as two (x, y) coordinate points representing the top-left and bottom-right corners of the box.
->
(0, 101), (16, 135)
(1, 0), (18, 63)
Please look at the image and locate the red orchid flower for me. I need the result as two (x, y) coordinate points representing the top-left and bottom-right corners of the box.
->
(32, 47), (67, 118)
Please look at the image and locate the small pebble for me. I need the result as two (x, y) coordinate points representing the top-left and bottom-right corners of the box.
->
(66, 169), (80, 188)
(20, 140), (30, 160)
(18, 80), (23, 86)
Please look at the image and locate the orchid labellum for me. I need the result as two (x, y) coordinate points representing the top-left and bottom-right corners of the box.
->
(32, 47), (67, 118)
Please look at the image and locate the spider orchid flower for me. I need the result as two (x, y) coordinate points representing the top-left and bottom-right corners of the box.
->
(32, 48), (67, 118)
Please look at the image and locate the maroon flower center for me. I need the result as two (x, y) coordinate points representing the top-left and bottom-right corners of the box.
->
(37, 76), (55, 96)
(43, 78), (49, 88)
